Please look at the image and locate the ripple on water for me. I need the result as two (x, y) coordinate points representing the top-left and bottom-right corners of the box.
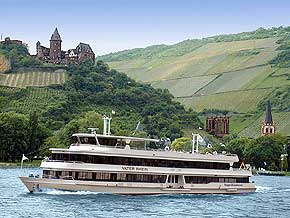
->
(255, 185), (272, 193)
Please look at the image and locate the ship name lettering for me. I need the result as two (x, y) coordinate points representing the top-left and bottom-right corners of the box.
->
(122, 166), (149, 171)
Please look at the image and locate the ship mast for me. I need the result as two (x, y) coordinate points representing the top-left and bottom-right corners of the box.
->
(103, 115), (112, 135)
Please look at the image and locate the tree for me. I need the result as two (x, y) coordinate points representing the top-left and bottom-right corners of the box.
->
(0, 112), (29, 161)
(0, 111), (49, 161)
(225, 138), (251, 161)
(42, 111), (103, 153)
(171, 137), (192, 152)
(244, 134), (286, 169)
(280, 154), (288, 171)
(28, 111), (50, 154)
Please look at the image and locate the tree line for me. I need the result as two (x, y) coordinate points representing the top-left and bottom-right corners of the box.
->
(171, 134), (290, 171)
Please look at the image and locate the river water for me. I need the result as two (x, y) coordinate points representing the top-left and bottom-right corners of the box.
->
(1, 168), (290, 218)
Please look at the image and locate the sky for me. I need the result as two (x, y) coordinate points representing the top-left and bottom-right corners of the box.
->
(0, 0), (290, 55)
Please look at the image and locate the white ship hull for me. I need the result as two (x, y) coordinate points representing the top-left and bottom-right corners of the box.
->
(19, 177), (256, 195)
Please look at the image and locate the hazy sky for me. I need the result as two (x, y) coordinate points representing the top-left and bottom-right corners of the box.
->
(1, 0), (289, 55)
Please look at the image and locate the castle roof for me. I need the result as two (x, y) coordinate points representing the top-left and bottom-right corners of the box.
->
(76, 42), (93, 53)
(51, 28), (61, 41)
(265, 100), (273, 124)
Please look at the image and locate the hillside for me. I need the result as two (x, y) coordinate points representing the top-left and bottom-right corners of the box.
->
(0, 59), (202, 143)
(98, 26), (290, 137)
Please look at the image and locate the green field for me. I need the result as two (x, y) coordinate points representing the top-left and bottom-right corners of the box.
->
(0, 71), (67, 88)
(0, 86), (66, 114)
(178, 88), (274, 113)
(151, 74), (217, 97)
(107, 38), (278, 81)
(104, 38), (288, 105)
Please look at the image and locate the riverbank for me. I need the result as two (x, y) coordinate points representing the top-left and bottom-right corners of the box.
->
(0, 160), (41, 168)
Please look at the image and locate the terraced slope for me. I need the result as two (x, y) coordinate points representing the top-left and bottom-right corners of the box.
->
(0, 86), (66, 114)
(0, 71), (67, 88)
(103, 37), (288, 113)
(99, 29), (290, 137)
(179, 88), (274, 113)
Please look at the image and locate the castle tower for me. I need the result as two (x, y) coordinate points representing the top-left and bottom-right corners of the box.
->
(206, 116), (229, 138)
(261, 100), (276, 136)
(49, 28), (62, 62)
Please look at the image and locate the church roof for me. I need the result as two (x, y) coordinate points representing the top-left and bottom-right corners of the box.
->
(265, 100), (273, 124)
(51, 28), (61, 41)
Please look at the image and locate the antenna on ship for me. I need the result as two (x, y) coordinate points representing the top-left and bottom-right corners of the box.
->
(192, 133), (199, 154)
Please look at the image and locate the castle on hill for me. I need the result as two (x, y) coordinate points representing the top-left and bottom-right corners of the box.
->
(36, 28), (95, 65)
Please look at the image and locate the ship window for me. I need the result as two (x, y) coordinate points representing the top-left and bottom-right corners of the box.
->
(117, 173), (126, 181)
(79, 137), (97, 145)
(236, 177), (249, 183)
(71, 136), (79, 144)
(97, 137), (118, 146)
(229, 178), (236, 183)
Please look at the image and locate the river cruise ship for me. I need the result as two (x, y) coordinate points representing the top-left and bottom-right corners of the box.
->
(20, 130), (256, 194)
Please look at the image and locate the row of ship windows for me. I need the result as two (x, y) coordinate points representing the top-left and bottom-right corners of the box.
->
(42, 170), (249, 184)
(185, 176), (249, 184)
(43, 170), (166, 183)
(51, 153), (230, 170)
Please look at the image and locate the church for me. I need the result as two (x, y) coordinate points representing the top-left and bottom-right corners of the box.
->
(36, 28), (95, 65)
(261, 100), (276, 136)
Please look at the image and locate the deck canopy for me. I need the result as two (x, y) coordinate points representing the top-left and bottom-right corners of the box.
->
(71, 133), (160, 147)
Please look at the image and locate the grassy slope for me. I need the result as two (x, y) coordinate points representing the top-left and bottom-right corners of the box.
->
(99, 35), (290, 137)
(103, 38), (285, 112)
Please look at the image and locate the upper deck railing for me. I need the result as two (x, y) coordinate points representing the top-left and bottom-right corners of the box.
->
(69, 143), (238, 157)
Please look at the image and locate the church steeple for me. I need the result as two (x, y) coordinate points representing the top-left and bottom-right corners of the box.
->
(265, 100), (273, 124)
(261, 100), (276, 136)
